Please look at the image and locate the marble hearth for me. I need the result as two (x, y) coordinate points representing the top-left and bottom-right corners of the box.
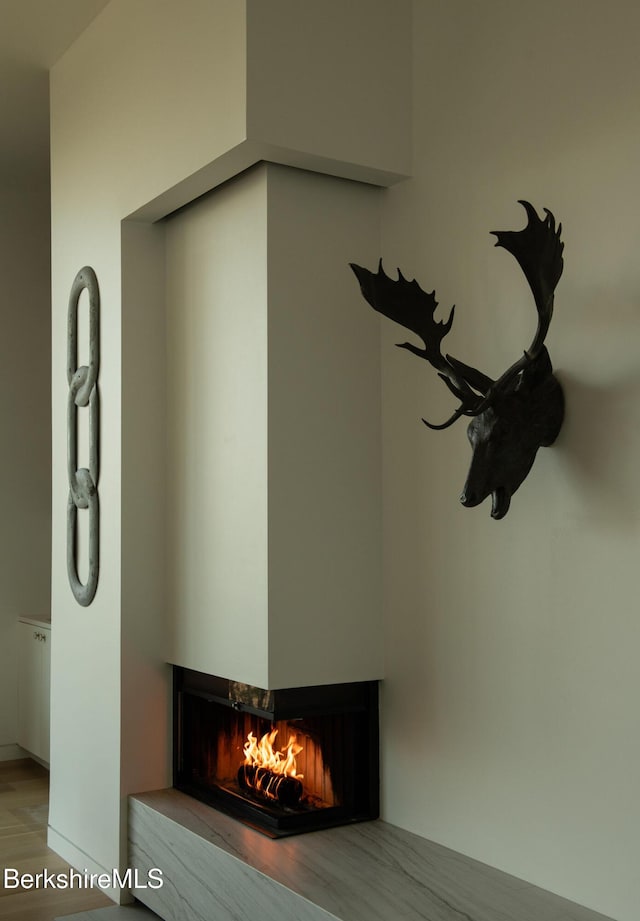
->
(128, 790), (615, 921)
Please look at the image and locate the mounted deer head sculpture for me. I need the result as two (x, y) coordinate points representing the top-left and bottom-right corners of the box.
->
(350, 200), (564, 519)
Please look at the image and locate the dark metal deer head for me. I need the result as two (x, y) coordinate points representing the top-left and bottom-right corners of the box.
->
(350, 200), (565, 519)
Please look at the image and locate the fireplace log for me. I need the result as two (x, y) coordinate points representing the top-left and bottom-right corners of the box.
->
(238, 764), (303, 808)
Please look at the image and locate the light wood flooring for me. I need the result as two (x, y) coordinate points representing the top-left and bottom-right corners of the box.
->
(0, 758), (112, 920)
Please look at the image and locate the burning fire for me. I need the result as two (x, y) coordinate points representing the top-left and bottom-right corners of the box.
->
(239, 728), (305, 807)
(243, 729), (303, 779)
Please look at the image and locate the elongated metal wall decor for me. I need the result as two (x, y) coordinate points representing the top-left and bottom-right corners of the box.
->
(67, 266), (100, 605)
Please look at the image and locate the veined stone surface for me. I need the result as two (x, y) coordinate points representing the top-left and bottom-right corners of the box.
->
(128, 790), (615, 921)
(56, 906), (158, 920)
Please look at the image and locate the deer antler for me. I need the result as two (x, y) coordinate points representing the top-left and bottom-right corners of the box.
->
(350, 201), (564, 427)
(349, 260), (491, 429)
(465, 200), (564, 413)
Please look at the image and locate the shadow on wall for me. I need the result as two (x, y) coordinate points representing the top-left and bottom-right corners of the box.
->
(557, 366), (640, 528)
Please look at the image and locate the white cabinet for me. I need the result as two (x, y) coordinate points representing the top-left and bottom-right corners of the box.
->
(17, 619), (51, 763)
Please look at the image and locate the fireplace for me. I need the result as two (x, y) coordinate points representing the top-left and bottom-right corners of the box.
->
(173, 667), (379, 836)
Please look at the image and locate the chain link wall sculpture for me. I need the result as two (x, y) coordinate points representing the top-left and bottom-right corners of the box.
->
(67, 266), (100, 605)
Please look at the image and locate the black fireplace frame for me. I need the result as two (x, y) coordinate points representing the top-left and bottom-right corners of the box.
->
(173, 667), (379, 837)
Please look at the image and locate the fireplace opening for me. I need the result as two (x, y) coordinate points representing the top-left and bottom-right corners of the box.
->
(173, 668), (379, 836)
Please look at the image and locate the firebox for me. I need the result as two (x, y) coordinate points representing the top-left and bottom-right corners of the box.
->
(173, 667), (379, 837)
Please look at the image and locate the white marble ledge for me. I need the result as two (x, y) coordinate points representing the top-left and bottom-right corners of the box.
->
(56, 906), (157, 920)
(129, 790), (616, 921)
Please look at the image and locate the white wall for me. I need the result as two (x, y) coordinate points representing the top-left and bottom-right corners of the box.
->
(120, 220), (171, 838)
(266, 165), (382, 688)
(246, 0), (411, 183)
(165, 164), (382, 690)
(378, 3), (640, 919)
(0, 151), (51, 756)
(49, 0), (407, 885)
(49, 0), (248, 884)
(165, 166), (270, 686)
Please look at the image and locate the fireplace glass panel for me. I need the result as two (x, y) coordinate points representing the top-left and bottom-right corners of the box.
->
(174, 668), (379, 836)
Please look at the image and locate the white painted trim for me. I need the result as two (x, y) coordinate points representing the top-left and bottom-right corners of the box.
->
(47, 825), (132, 906)
(0, 743), (27, 762)
(127, 138), (409, 225)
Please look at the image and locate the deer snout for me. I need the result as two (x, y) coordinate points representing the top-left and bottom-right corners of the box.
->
(459, 488), (482, 508)
(460, 484), (512, 518)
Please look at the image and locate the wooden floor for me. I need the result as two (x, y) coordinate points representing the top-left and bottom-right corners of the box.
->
(0, 758), (112, 920)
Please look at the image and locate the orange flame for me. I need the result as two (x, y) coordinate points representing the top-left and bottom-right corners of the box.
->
(243, 729), (303, 779)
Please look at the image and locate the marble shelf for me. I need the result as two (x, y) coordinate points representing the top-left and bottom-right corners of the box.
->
(128, 789), (615, 921)
(56, 908), (156, 921)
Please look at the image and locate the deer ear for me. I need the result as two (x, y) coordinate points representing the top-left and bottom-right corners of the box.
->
(516, 349), (564, 446)
(516, 347), (553, 391)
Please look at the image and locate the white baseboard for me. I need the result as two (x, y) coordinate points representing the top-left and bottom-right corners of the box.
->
(47, 825), (130, 905)
(0, 743), (28, 762)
